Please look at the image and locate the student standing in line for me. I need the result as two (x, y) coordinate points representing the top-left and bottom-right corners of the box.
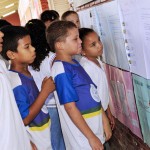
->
(62, 10), (81, 62)
(0, 31), (32, 150)
(1, 26), (55, 150)
(25, 19), (66, 150)
(40, 10), (59, 29)
(61, 10), (80, 29)
(79, 28), (115, 131)
(0, 19), (12, 67)
(47, 20), (112, 150)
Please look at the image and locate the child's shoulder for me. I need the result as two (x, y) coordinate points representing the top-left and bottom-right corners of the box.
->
(52, 60), (65, 75)
(8, 71), (22, 89)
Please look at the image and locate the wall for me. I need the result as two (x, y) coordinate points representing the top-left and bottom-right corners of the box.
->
(4, 12), (21, 26)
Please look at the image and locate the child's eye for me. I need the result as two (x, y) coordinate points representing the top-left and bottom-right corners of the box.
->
(98, 36), (101, 42)
(25, 46), (29, 49)
(91, 42), (96, 47)
(74, 38), (78, 41)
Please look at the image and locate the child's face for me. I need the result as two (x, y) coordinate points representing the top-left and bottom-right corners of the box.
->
(12, 35), (36, 64)
(65, 14), (80, 28)
(0, 31), (4, 52)
(62, 27), (82, 56)
(82, 32), (103, 58)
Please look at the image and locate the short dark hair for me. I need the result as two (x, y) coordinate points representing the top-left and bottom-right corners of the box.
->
(46, 20), (77, 51)
(0, 26), (29, 60)
(61, 10), (78, 20)
(0, 19), (12, 29)
(25, 19), (50, 71)
(40, 10), (59, 23)
(79, 28), (95, 48)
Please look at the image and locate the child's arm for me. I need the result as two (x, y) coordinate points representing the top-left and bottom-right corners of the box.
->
(65, 102), (104, 150)
(102, 108), (112, 141)
(23, 77), (55, 125)
(106, 106), (115, 130)
(30, 141), (37, 150)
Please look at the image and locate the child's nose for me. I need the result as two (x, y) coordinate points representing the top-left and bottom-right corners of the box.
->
(0, 31), (4, 37)
(32, 45), (35, 51)
(78, 38), (82, 44)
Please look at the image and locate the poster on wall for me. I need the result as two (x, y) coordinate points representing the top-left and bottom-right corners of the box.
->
(118, 0), (150, 79)
(132, 74), (150, 146)
(95, 0), (129, 70)
(78, 7), (101, 36)
(78, 1), (129, 70)
(105, 64), (142, 139)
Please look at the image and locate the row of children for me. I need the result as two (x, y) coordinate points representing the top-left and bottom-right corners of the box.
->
(0, 9), (115, 150)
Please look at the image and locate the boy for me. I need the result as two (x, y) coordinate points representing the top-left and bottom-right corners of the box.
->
(47, 21), (112, 150)
(0, 31), (32, 149)
(62, 10), (81, 62)
(1, 26), (55, 150)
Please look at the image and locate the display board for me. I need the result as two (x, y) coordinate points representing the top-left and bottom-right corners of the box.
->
(132, 74), (150, 146)
(119, 0), (150, 79)
(78, 0), (129, 70)
(105, 64), (142, 139)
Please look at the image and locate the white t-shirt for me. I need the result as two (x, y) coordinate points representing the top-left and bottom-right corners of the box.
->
(0, 59), (31, 150)
(52, 60), (105, 150)
(29, 52), (56, 107)
(80, 57), (109, 111)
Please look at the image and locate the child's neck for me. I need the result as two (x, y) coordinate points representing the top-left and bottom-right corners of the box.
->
(10, 62), (31, 77)
(85, 56), (101, 68)
(55, 54), (75, 64)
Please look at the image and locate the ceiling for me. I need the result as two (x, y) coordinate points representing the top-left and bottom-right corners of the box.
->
(0, 0), (18, 18)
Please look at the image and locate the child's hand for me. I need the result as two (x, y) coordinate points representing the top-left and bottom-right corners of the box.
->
(107, 112), (115, 130)
(88, 136), (104, 150)
(102, 109), (112, 141)
(41, 76), (55, 95)
(103, 120), (112, 141)
(106, 106), (115, 130)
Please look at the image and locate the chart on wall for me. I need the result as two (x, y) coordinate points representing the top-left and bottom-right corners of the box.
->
(132, 74), (150, 146)
(118, 0), (150, 79)
(78, 7), (101, 36)
(78, 0), (129, 70)
(95, 0), (129, 70)
(105, 64), (142, 139)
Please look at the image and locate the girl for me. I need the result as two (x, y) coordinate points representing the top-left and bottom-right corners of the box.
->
(61, 10), (80, 29)
(25, 19), (65, 150)
(79, 28), (115, 131)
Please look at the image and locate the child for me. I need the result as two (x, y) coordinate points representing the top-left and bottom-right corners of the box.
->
(1, 26), (55, 150)
(40, 10), (59, 29)
(79, 28), (115, 130)
(61, 10), (80, 29)
(47, 20), (112, 150)
(62, 10), (81, 62)
(25, 19), (65, 150)
(0, 31), (32, 149)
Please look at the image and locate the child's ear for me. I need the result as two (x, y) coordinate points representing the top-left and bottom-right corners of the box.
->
(55, 41), (63, 50)
(6, 50), (16, 60)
